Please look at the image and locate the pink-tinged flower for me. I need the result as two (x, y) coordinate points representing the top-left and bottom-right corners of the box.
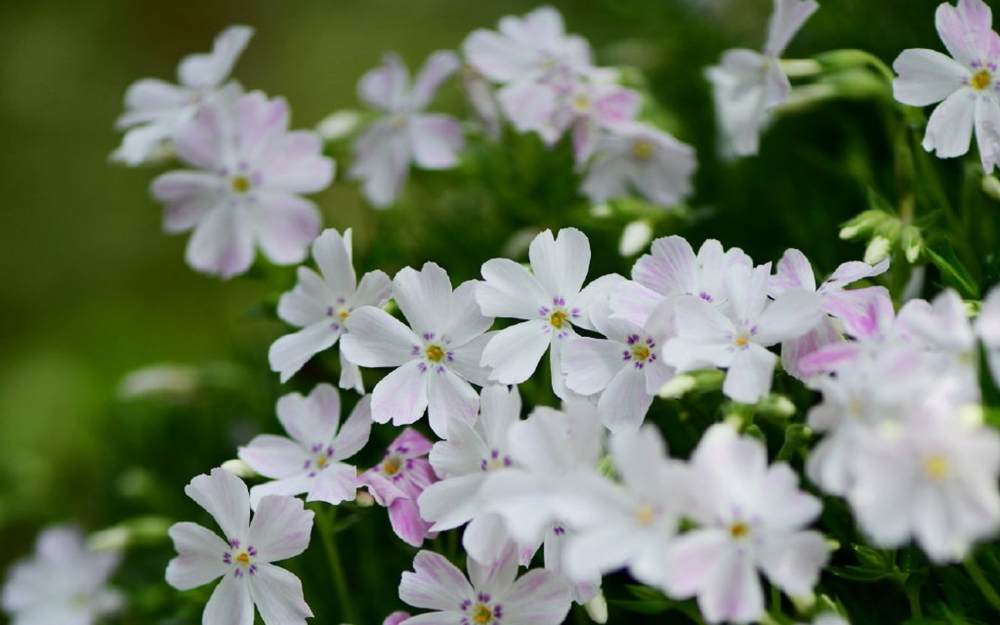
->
(705, 0), (819, 158)
(848, 399), (1000, 563)
(383, 611), (411, 625)
(151, 89), (333, 278)
(894, 0), (1000, 170)
(580, 121), (697, 208)
(661, 424), (829, 624)
(2, 525), (123, 625)
(662, 263), (822, 404)
(551, 82), (641, 166)
(359, 428), (438, 547)
(349, 51), (464, 208)
(341, 262), (493, 438)
(113, 25), (253, 165)
(398, 546), (571, 625)
(268, 228), (392, 389)
(977, 285), (1000, 386)
(166, 468), (314, 625)
(477, 228), (624, 398)
(238, 384), (371, 509)
(768, 249), (889, 379)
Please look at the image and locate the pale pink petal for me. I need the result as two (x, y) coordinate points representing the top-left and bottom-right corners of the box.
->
(151, 171), (223, 233)
(113, 121), (181, 166)
(360, 52), (410, 111)
(498, 80), (559, 137)
(253, 193), (321, 266)
(259, 131), (334, 194)
(165, 522), (230, 590)
(500, 569), (572, 625)
(478, 259), (550, 319)
(268, 321), (339, 383)
(481, 320), (552, 384)
(236, 93), (290, 162)
(355, 269), (394, 307)
(429, 415), (491, 478)
(700, 549), (764, 624)
(389, 498), (434, 547)
(399, 551), (474, 611)
(769, 248), (815, 296)
(462, 30), (538, 82)
(409, 115), (464, 169)
(174, 101), (228, 170)
(247, 563), (312, 625)
(723, 344), (777, 404)
(893, 48), (969, 106)
(661, 530), (730, 598)
(178, 25), (254, 89)
(185, 469), (250, 543)
(446, 281), (494, 347)
(339, 352), (366, 394)
(118, 78), (191, 126)
(248, 475), (314, 510)
(384, 612), (412, 625)
(350, 121), (412, 208)
(923, 87), (977, 157)
(277, 267), (329, 327)
(248, 495), (313, 562)
(394, 263), (454, 337)
(204, 574), (254, 625)
(446, 333), (493, 387)
(238, 435), (308, 479)
(342, 307), (422, 367)
(822, 256), (889, 291)
(467, 534), (519, 592)
(598, 367), (653, 432)
(634, 236), (697, 296)
(312, 229), (356, 296)
(411, 50), (461, 110)
(765, 0), (819, 56)
(780, 318), (839, 380)
(275, 384), (340, 447)
(575, 274), (627, 332)
(399, 613), (460, 625)
(419, 473), (486, 531)
(427, 369), (479, 438)
(307, 462), (358, 506)
(936, 0), (998, 67)
(758, 531), (828, 596)
(185, 206), (255, 279)
(529, 228), (591, 299)
(562, 337), (623, 395)
(755, 289), (823, 345)
(372, 360), (430, 427)
(332, 395), (373, 461)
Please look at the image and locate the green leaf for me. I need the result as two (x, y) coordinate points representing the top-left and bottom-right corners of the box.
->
(828, 565), (894, 583)
(925, 240), (981, 299)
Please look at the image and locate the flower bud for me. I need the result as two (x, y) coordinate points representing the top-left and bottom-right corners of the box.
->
(839, 209), (890, 240)
(221, 458), (257, 478)
(619, 220), (653, 257)
(864, 235), (892, 265)
(584, 590), (608, 624)
(900, 225), (923, 264)
(983, 174), (1000, 200)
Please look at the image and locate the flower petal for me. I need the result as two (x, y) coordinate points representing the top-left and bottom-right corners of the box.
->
(247, 563), (313, 625)
(923, 87), (977, 158)
(399, 551), (474, 612)
(409, 115), (464, 169)
(238, 434), (309, 480)
(371, 360), (430, 427)
(254, 193), (321, 266)
(185, 206), (255, 279)
(893, 48), (969, 107)
(248, 495), (313, 562)
(268, 321), (339, 384)
(165, 522), (230, 590)
(342, 307), (421, 368)
(307, 462), (358, 506)
(481, 320), (551, 385)
(204, 573), (254, 625)
(185, 469), (250, 543)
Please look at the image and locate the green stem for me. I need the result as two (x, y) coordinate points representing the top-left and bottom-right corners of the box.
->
(965, 554), (1000, 615)
(905, 583), (923, 618)
(316, 506), (357, 624)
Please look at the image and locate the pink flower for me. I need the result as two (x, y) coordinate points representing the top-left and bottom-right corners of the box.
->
(359, 428), (438, 547)
(349, 51), (465, 208)
(165, 468), (314, 625)
(151, 90), (333, 278)
(113, 25), (253, 165)
(238, 384), (371, 509)
(893, 0), (1000, 170)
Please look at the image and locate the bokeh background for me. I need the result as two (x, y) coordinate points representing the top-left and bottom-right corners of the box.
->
(0, 0), (952, 621)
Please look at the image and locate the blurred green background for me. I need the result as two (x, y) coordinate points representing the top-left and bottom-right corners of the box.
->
(0, 0), (951, 619)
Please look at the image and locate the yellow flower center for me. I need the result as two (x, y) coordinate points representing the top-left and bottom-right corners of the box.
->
(338, 308), (350, 320)
(230, 175), (251, 193)
(635, 505), (655, 525)
(632, 345), (651, 361)
(472, 604), (493, 623)
(571, 93), (591, 112)
(972, 69), (992, 90)
(383, 455), (403, 476)
(426, 345), (445, 362)
(235, 551), (250, 564)
(734, 337), (748, 347)
(317, 457), (327, 468)
(550, 310), (568, 328)
(632, 140), (654, 159)
(924, 454), (950, 479)
(729, 521), (750, 538)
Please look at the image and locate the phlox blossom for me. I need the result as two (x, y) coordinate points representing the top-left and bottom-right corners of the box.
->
(350, 51), (465, 208)
(113, 25), (253, 165)
(268, 228), (392, 389)
(398, 545), (571, 625)
(151, 89), (334, 278)
(238, 383), (371, 508)
(705, 0), (819, 158)
(893, 0), (1000, 171)
(977, 285), (1000, 386)
(2, 525), (123, 625)
(166, 468), (313, 625)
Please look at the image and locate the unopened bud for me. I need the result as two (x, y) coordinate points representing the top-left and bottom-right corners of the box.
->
(789, 591), (817, 613)
(983, 174), (1000, 200)
(658, 374), (696, 398)
(316, 110), (362, 141)
(959, 403), (984, 428)
(900, 225), (923, 264)
(619, 220), (653, 257)
(757, 394), (797, 418)
(88, 516), (172, 551)
(864, 235), (892, 265)
(221, 458), (257, 478)
(584, 589), (608, 624)
(355, 489), (376, 507)
(779, 58), (822, 78)
(839, 210), (889, 240)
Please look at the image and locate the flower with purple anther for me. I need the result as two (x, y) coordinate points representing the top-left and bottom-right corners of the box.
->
(268, 228), (392, 389)
(350, 50), (465, 208)
(238, 384), (371, 509)
(893, 0), (1000, 170)
(341, 262), (493, 438)
(113, 25), (253, 165)
(359, 428), (439, 547)
(166, 468), (314, 625)
(151, 89), (334, 278)
(2, 524), (124, 625)
(398, 544), (571, 625)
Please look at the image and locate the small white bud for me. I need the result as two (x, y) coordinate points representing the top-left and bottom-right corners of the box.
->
(355, 489), (376, 507)
(619, 220), (653, 257)
(316, 110), (362, 141)
(584, 589), (608, 624)
(658, 374), (696, 398)
(221, 458), (257, 478)
(863, 235), (892, 265)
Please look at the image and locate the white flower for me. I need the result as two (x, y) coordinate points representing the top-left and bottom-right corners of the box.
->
(2, 525), (123, 625)
(166, 468), (314, 625)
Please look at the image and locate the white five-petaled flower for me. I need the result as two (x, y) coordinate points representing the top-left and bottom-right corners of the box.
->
(151, 89), (334, 278)
(705, 0), (819, 158)
(477, 227), (623, 398)
(2, 524), (124, 625)
(661, 424), (830, 624)
(350, 50), (465, 208)
(166, 468), (314, 625)
(268, 228), (392, 390)
(341, 262), (493, 438)
(238, 383), (372, 509)
(398, 545), (571, 625)
(894, 0), (1000, 170)
(113, 25), (253, 165)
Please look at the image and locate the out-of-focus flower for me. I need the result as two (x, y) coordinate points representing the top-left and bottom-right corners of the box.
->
(893, 0), (1000, 171)
(238, 384), (371, 509)
(705, 0), (819, 158)
(166, 468), (313, 625)
(2, 524), (123, 625)
(113, 25), (253, 165)
(268, 228), (391, 389)
(151, 89), (333, 278)
(350, 51), (464, 208)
